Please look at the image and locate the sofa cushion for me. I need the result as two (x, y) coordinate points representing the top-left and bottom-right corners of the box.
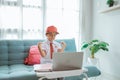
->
(0, 41), (9, 65)
(0, 64), (38, 80)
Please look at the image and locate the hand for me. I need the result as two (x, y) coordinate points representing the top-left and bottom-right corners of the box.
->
(38, 42), (42, 50)
(61, 41), (66, 49)
(57, 41), (66, 52)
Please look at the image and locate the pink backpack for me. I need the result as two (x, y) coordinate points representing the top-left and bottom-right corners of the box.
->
(24, 45), (41, 65)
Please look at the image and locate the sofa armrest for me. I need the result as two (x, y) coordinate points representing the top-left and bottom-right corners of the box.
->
(84, 66), (101, 77)
(64, 66), (101, 80)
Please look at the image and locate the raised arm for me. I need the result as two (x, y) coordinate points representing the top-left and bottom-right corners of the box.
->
(58, 41), (66, 52)
(38, 42), (46, 57)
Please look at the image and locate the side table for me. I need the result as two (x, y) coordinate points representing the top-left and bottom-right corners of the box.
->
(34, 64), (88, 80)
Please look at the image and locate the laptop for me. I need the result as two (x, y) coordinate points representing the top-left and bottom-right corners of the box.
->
(34, 52), (83, 72)
(52, 52), (84, 71)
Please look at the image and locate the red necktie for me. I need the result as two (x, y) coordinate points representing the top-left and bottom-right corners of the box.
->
(50, 43), (54, 59)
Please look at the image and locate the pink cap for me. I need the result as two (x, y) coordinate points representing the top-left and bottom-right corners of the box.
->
(46, 25), (59, 34)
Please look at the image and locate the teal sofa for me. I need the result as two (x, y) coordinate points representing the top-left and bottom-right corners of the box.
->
(0, 39), (101, 80)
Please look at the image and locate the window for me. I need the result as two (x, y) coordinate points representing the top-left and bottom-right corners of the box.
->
(23, 0), (42, 39)
(0, 0), (20, 39)
(46, 0), (80, 39)
(0, 0), (82, 51)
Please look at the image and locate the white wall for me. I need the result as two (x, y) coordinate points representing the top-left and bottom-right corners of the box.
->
(92, 0), (120, 79)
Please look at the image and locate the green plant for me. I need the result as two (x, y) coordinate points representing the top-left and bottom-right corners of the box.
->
(107, 0), (114, 7)
(81, 39), (109, 58)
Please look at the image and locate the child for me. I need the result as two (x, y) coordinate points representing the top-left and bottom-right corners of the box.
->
(38, 25), (66, 64)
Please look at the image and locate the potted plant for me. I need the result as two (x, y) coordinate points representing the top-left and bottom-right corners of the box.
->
(81, 39), (109, 59)
(107, 0), (114, 7)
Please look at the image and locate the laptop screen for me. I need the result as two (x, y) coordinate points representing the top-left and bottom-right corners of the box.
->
(52, 52), (84, 71)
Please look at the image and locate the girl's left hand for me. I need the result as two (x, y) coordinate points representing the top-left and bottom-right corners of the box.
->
(61, 41), (66, 49)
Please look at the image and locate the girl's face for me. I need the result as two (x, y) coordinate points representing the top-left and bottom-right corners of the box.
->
(46, 32), (57, 42)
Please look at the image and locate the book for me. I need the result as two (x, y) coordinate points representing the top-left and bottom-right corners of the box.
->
(34, 63), (52, 72)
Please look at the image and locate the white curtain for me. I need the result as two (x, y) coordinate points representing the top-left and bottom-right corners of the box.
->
(0, 0), (43, 40)
(0, 0), (82, 51)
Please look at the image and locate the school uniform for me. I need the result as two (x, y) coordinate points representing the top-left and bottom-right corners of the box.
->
(40, 39), (62, 64)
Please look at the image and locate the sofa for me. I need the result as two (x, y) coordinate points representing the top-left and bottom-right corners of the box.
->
(0, 38), (101, 80)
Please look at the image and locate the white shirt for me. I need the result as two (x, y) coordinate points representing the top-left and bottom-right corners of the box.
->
(40, 40), (62, 64)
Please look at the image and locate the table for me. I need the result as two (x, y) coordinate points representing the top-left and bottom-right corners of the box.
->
(34, 64), (88, 80)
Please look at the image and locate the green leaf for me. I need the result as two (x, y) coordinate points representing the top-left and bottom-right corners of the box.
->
(101, 47), (109, 51)
(99, 42), (107, 47)
(81, 43), (89, 50)
(91, 39), (99, 42)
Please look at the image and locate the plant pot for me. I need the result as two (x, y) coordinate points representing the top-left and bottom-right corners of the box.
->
(88, 57), (98, 65)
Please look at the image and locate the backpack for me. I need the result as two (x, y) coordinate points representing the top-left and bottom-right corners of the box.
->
(24, 45), (41, 65)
